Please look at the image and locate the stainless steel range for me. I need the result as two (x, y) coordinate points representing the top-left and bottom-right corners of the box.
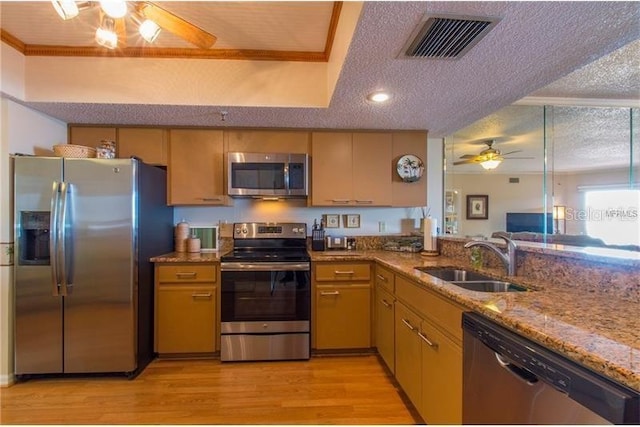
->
(220, 222), (310, 362)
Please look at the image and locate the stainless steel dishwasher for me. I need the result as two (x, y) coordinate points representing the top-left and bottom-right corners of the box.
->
(462, 312), (639, 424)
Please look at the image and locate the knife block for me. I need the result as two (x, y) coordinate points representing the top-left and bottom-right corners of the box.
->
(312, 229), (325, 251)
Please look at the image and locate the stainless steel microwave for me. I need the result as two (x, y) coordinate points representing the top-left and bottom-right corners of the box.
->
(227, 152), (309, 198)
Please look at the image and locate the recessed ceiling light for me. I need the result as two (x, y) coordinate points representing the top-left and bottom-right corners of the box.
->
(367, 91), (391, 103)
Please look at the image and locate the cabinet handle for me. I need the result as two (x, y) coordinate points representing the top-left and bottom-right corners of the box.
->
(320, 291), (340, 296)
(355, 200), (373, 205)
(401, 318), (415, 331)
(191, 292), (212, 299)
(330, 199), (350, 204)
(176, 272), (197, 279)
(376, 274), (388, 282)
(381, 299), (392, 308)
(418, 331), (438, 349)
(201, 197), (222, 202)
(334, 270), (355, 275)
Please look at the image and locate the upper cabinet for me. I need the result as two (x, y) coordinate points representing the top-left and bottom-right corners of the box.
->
(69, 126), (116, 148)
(311, 132), (392, 206)
(167, 129), (229, 206)
(69, 126), (167, 166)
(118, 128), (167, 166)
(225, 130), (310, 153)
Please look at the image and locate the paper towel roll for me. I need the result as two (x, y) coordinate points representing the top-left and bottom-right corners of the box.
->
(423, 218), (438, 252)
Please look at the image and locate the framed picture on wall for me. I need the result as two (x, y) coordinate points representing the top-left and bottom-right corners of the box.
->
(344, 214), (360, 228)
(466, 195), (489, 220)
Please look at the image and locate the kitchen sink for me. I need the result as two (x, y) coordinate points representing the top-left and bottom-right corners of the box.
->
(414, 267), (528, 293)
(414, 267), (493, 282)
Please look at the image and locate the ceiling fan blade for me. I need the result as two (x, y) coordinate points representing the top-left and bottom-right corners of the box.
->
(501, 150), (522, 156)
(136, 2), (217, 49)
(453, 159), (479, 165)
(459, 154), (478, 159)
(503, 156), (535, 160)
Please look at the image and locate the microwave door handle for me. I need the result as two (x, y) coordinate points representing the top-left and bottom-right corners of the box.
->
(284, 163), (290, 193)
(50, 181), (61, 296)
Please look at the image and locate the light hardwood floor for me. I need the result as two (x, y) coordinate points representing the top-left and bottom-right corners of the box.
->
(0, 355), (421, 425)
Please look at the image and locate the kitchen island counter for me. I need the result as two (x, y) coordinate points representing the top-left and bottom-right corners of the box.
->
(310, 250), (639, 392)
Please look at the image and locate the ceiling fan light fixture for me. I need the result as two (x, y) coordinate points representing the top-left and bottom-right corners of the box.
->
(480, 159), (501, 170)
(99, 0), (128, 19)
(139, 19), (161, 43)
(51, 0), (79, 20)
(95, 17), (118, 49)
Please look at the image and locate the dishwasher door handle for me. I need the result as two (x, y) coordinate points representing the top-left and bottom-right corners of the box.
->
(495, 353), (539, 386)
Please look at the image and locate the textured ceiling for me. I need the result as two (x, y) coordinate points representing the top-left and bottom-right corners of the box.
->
(1, 1), (639, 141)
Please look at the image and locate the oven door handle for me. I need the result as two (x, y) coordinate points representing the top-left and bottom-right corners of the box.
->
(221, 262), (310, 271)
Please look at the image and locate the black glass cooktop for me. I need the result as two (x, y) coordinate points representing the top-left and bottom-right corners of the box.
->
(221, 249), (310, 263)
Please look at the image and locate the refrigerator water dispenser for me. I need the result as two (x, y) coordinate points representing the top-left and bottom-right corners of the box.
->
(19, 211), (50, 265)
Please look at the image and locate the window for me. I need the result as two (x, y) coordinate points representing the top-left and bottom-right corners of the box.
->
(582, 189), (639, 246)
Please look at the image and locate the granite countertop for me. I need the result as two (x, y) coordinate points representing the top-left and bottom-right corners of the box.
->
(150, 251), (226, 262)
(311, 250), (639, 392)
(151, 249), (639, 391)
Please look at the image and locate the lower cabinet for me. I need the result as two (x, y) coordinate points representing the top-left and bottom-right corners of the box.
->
(313, 261), (372, 350)
(385, 270), (463, 425)
(155, 263), (218, 355)
(420, 318), (463, 424)
(374, 285), (395, 373)
(315, 283), (371, 349)
(394, 301), (423, 405)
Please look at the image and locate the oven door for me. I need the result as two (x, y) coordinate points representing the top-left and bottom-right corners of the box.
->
(221, 262), (310, 326)
(220, 262), (311, 361)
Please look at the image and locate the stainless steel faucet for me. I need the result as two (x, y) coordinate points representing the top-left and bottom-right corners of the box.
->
(464, 236), (517, 276)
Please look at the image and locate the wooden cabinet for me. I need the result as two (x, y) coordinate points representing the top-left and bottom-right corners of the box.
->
(393, 271), (464, 424)
(391, 131), (428, 207)
(155, 263), (218, 355)
(167, 129), (229, 205)
(311, 132), (392, 206)
(69, 126), (116, 148)
(374, 264), (395, 372)
(118, 128), (167, 165)
(394, 301), (422, 406)
(375, 284), (395, 373)
(313, 261), (372, 350)
(225, 130), (310, 153)
(420, 318), (462, 424)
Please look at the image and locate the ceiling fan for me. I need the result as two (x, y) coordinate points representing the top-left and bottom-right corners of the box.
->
(51, 1), (217, 50)
(453, 140), (533, 170)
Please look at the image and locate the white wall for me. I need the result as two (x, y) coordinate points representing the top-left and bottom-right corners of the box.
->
(446, 172), (544, 238)
(0, 98), (67, 386)
(555, 168), (636, 235)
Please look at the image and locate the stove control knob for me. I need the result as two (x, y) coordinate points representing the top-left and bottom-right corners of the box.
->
(241, 227), (248, 234)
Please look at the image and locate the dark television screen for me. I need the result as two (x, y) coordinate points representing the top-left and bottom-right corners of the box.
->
(506, 213), (553, 233)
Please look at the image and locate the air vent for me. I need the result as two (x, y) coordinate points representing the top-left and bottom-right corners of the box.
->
(404, 14), (500, 59)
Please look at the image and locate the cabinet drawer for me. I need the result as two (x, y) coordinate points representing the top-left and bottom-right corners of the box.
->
(375, 264), (395, 293)
(314, 262), (371, 282)
(157, 264), (217, 283)
(396, 275), (463, 342)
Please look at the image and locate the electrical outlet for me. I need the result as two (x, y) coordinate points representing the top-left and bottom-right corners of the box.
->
(378, 221), (386, 232)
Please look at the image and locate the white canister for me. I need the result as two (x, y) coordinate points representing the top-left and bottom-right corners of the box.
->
(187, 236), (201, 253)
(175, 219), (190, 252)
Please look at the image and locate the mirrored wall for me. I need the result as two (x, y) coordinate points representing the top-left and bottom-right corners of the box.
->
(444, 105), (639, 250)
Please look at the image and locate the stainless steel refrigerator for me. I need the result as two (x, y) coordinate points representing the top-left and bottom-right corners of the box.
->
(13, 156), (173, 378)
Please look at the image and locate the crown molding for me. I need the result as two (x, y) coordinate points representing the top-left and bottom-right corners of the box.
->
(514, 96), (640, 108)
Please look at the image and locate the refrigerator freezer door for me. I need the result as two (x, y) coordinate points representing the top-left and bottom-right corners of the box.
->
(14, 157), (64, 375)
(62, 159), (137, 373)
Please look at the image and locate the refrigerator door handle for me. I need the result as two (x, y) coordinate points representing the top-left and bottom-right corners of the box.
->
(58, 181), (73, 295)
(50, 181), (61, 296)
